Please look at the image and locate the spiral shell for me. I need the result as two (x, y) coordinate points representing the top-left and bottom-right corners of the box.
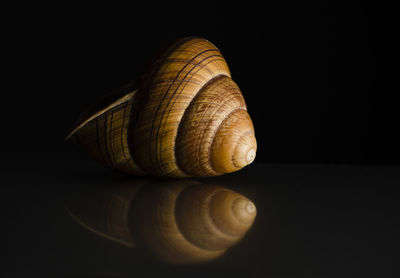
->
(66, 37), (257, 178)
(67, 178), (257, 264)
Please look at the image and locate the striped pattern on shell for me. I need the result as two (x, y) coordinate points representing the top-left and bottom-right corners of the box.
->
(67, 179), (257, 264)
(66, 37), (257, 177)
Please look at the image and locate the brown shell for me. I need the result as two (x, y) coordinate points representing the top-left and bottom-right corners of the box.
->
(67, 178), (257, 265)
(66, 37), (257, 178)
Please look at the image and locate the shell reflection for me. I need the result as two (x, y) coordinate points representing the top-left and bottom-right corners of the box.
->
(67, 178), (256, 264)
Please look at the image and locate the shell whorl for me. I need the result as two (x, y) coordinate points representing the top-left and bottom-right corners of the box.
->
(137, 181), (257, 264)
(67, 37), (257, 178)
(67, 179), (257, 264)
(176, 75), (257, 176)
(173, 184), (257, 252)
(131, 37), (256, 177)
(66, 87), (145, 175)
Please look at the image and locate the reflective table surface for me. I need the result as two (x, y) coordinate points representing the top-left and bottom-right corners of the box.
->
(1, 160), (398, 277)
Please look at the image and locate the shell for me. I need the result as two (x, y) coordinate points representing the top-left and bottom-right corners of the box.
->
(67, 178), (257, 265)
(66, 37), (257, 178)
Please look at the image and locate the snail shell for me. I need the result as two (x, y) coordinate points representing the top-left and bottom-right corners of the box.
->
(66, 37), (257, 178)
(67, 178), (257, 264)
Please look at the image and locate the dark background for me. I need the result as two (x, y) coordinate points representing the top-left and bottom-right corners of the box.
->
(1, 3), (399, 277)
(1, 1), (398, 164)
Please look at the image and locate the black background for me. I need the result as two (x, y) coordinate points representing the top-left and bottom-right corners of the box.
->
(1, 2), (399, 277)
(1, 1), (398, 164)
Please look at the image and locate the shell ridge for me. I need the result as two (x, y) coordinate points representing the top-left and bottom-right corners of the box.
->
(172, 189), (206, 251)
(207, 190), (241, 240)
(173, 185), (203, 249)
(174, 186), (237, 251)
(132, 37), (202, 173)
(230, 197), (254, 225)
(147, 48), (217, 170)
(122, 98), (146, 174)
(103, 96), (145, 174)
(156, 56), (226, 176)
(120, 100), (132, 169)
(157, 55), (224, 150)
(151, 50), (221, 172)
(175, 74), (227, 176)
(153, 78), (202, 87)
(105, 110), (117, 168)
(68, 92), (149, 173)
(195, 88), (246, 175)
(159, 58), (217, 76)
(69, 97), (147, 174)
(231, 130), (254, 169)
(109, 109), (120, 167)
(208, 107), (247, 173)
(150, 181), (227, 263)
(66, 91), (136, 140)
(139, 37), (199, 93)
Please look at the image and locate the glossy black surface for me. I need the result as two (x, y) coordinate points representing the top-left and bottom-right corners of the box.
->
(1, 160), (398, 277)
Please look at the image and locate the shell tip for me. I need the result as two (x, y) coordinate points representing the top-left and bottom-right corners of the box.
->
(245, 148), (256, 164)
(232, 132), (257, 169)
(232, 197), (257, 225)
(246, 201), (256, 214)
